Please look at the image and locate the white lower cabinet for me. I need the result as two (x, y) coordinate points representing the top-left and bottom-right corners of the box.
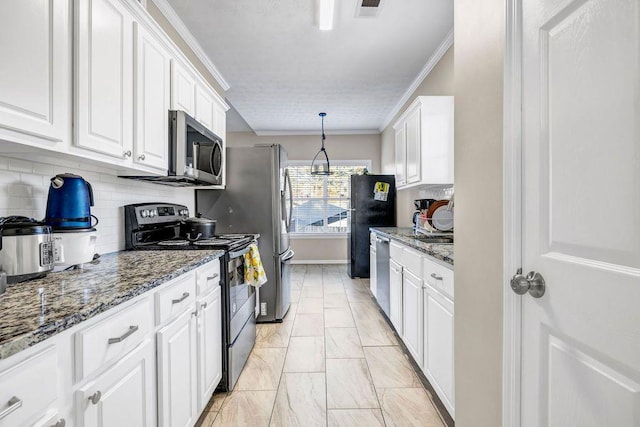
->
(389, 259), (403, 334)
(196, 286), (222, 412)
(76, 339), (156, 427)
(369, 245), (377, 298)
(157, 307), (198, 427)
(423, 284), (455, 416)
(402, 270), (423, 365)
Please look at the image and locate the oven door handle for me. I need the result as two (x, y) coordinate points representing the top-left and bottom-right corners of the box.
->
(281, 249), (295, 262)
(229, 246), (252, 259)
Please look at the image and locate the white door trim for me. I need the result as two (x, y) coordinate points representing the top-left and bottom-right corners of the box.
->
(502, 0), (523, 426)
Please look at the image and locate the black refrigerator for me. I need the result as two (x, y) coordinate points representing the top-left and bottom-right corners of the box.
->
(348, 174), (396, 278)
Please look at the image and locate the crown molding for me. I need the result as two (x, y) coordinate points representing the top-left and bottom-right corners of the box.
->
(253, 129), (381, 136)
(378, 28), (454, 132)
(152, 0), (231, 91)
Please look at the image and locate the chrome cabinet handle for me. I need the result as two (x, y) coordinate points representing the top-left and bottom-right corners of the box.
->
(108, 325), (138, 344)
(50, 418), (66, 427)
(0, 396), (22, 420)
(123, 150), (132, 158)
(430, 273), (443, 280)
(206, 274), (219, 281)
(172, 292), (190, 304)
(510, 268), (546, 298)
(88, 390), (101, 405)
(138, 154), (145, 161)
(201, 301), (208, 309)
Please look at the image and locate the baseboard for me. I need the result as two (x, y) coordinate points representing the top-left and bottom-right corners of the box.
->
(290, 260), (348, 265)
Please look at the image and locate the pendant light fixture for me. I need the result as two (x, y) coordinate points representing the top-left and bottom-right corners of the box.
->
(311, 112), (331, 175)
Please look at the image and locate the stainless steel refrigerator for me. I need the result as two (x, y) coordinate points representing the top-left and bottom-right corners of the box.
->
(348, 174), (396, 278)
(196, 144), (294, 322)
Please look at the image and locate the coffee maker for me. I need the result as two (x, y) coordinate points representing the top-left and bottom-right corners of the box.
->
(412, 198), (436, 226)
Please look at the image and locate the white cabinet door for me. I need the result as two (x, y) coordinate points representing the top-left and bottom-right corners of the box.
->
(212, 100), (226, 140)
(196, 286), (222, 412)
(369, 246), (377, 299)
(423, 285), (454, 416)
(157, 309), (198, 427)
(75, 0), (133, 159)
(134, 23), (171, 171)
(420, 97), (454, 185)
(194, 84), (214, 132)
(405, 106), (421, 184)
(402, 270), (423, 365)
(389, 259), (403, 334)
(0, 0), (70, 146)
(77, 340), (156, 427)
(171, 60), (196, 117)
(394, 126), (406, 186)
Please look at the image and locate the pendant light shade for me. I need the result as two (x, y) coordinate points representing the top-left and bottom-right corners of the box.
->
(311, 112), (331, 175)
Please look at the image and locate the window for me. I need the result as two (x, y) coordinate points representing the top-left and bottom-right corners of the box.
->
(288, 160), (371, 235)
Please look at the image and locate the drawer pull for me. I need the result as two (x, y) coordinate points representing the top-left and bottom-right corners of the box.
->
(0, 396), (22, 421)
(88, 390), (101, 405)
(430, 273), (443, 280)
(206, 274), (219, 281)
(200, 301), (208, 309)
(172, 292), (190, 304)
(50, 418), (66, 427)
(108, 325), (139, 344)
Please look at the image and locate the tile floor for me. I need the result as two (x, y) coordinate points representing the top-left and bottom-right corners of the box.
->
(198, 265), (446, 427)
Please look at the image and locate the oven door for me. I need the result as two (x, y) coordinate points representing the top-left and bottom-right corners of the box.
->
(227, 245), (256, 340)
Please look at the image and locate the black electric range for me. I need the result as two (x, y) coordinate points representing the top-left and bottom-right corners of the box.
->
(124, 202), (257, 391)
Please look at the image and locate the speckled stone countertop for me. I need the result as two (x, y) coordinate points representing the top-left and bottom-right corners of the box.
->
(0, 250), (224, 360)
(370, 227), (454, 267)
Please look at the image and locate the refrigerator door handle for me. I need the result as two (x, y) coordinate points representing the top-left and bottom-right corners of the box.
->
(286, 169), (293, 231)
(281, 249), (295, 262)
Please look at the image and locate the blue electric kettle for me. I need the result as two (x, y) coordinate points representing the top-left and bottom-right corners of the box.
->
(44, 173), (96, 230)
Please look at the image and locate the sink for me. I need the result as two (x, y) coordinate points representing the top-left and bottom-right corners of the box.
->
(413, 236), (454, 244)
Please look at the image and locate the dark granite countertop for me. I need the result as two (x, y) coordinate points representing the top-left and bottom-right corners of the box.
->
(0, 250), (224, 360)
(370, 227), (454, 267)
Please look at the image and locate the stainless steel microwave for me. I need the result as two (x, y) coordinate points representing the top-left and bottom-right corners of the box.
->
(119, 110), (223, 187)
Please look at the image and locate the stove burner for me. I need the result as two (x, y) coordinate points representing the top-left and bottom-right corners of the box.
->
(157, 239), (190, 246)
(193, 239), (232, 246)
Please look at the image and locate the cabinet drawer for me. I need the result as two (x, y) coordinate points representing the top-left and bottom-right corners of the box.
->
(423, 258), (454, 299)
(403, 247), (422, 276)
(0, 346), (58, 427)
(155, 272), (196, 325)
(75, 298), (153, 380)
(196, 260), (221, 296)
(390, 241), (404, 262)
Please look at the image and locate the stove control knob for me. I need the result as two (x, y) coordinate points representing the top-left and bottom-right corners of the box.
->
(180, 209), (188, 216)
(141, 209), (149, 218)
(150, 210), (157, 217)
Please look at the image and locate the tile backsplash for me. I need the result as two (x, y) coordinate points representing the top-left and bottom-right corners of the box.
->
(0, 156), (194, 255)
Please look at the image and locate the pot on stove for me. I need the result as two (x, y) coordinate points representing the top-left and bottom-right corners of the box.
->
(180, 215), (216, 242)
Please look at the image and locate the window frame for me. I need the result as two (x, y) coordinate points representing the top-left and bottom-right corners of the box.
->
(286, 159), (373, 238)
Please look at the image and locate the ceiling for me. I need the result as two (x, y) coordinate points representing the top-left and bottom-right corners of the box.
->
(163, 0), (453, 134)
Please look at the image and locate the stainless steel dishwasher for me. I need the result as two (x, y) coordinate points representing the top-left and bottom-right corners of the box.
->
(375, 235), (391, 317)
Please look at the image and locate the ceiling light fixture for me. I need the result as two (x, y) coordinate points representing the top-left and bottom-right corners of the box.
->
(319, 0), (335, 31)
(311, 112), (331, 175)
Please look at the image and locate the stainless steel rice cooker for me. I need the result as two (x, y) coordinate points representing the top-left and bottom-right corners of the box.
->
(0, 216), (54, 283)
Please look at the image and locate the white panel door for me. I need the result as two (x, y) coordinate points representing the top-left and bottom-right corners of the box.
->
(171, 60), (196, 116)
(77, 340), (155, 427)
(0, 0), (70, 145)
(75, 0), (133, 159)
(157, 308), (197, 427)
(134, 23), (170, 171)
(370, 246), (377, 298)
(404, 106), (421, 184)
(389, 259), (403, 334)
(196, 286), (222, 412)
(212, 100), (227, 140)
(402, 269), (423, 365)
(194, 84), (214, 131)
(394, 127), (406, 186)
(520, 1), (640, 426)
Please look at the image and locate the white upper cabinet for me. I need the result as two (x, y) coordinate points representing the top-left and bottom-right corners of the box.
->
(134, 23), (171, 171)
(74, 0), (134, 160)
(0, 0), (70, 147)
(195, 84), (215, 131)
(171, 60), (196, 117)
(393, 96), (454, 188)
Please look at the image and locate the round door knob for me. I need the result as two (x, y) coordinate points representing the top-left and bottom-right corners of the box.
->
(138, 154), (145, 161)
(123, 150), (132, 158)
(510, 269), (546, 298)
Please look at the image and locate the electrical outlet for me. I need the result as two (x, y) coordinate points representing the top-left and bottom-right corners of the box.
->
(260, 302), (267, 316)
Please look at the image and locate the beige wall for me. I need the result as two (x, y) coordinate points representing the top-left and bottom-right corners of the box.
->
(454, 0), (504, 426)
(147, 0), (226, 95)
(380, 47), (455, 227)
(227, 132), (382, 263)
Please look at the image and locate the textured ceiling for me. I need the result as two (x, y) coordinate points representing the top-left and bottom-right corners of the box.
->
(165, 0), (453, 133)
